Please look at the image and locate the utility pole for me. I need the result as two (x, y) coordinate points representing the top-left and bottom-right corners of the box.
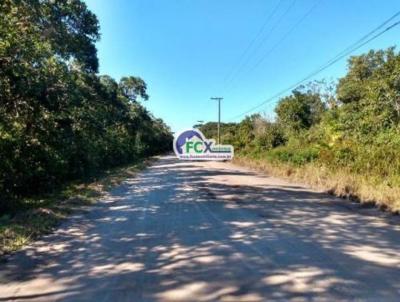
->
(210, 97), (223, 144)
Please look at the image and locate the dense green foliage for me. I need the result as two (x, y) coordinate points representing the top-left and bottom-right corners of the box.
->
(0, 0), (172, 212)
(199, 48), (400, 185)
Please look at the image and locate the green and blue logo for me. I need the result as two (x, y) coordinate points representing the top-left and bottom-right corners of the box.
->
(173, 129), (234, 160)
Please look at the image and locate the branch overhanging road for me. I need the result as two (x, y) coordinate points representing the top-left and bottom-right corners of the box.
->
(1, 155), (400, 301)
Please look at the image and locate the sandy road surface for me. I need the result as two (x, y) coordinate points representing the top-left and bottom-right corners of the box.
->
(1, 155), (400, 301)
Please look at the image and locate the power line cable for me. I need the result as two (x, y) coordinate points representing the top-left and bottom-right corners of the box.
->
(248, 0), (322, 75)
(228, 14), (400, 121)
(310, 10), (400, 73)
(225, 0), (321, 97)
(223, 0), (297, 93)
(222, 0), (284, 85)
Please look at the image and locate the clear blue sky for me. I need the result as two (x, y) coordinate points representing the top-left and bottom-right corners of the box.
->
(84, 0), (400, 132)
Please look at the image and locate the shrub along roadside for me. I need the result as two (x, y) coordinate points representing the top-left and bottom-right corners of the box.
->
(0, 157), (154, 257)
(198, 48), (400, 214)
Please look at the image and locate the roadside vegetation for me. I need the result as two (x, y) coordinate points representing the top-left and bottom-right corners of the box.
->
(0, 159), (153, 257)
(0, 0), (172, 254)
(198, 48), (400, 212)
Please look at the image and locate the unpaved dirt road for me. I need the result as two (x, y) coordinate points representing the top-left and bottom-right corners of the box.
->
(1, 155), (400, 301)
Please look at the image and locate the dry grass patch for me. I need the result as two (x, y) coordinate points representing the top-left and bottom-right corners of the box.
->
(233, 156), (400, 213)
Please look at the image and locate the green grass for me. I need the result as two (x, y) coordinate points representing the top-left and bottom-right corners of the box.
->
(266, 145), (320, 166)
(0, 158), (153, 257)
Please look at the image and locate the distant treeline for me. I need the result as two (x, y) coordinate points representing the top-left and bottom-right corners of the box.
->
(0, 0), (172, 211)
(198, 48), (400, 210)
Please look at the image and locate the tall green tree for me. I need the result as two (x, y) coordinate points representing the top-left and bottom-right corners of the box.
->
(275, 89), (326, 133)
(0, 0), (172, 212)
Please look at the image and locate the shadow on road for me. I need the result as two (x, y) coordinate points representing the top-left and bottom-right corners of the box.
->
(1, 156), (400, 301)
